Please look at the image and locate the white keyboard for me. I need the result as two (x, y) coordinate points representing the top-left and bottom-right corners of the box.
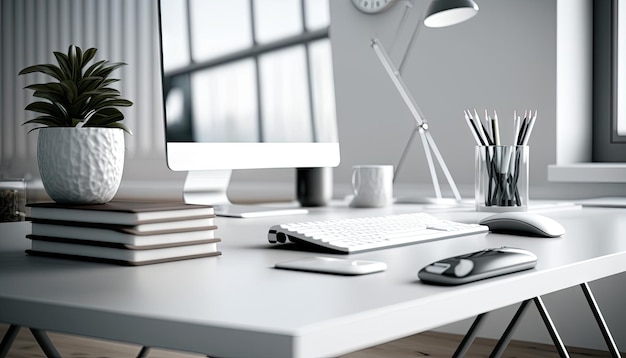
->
(268, 213), (488, 253)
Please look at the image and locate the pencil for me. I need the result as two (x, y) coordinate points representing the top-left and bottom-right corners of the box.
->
(516, 111), (529, 145)
(464, 110), (485, 146)
(521, 110), (537, 145)
(474, 109), (494, 145)
(513, 110), (520, 146)
(491, 110), (501, 145)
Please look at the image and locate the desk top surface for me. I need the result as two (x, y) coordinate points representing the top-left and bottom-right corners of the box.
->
(1, 203), (626, 357)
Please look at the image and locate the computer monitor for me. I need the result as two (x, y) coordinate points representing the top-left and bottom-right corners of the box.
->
(157, 0), (340, 216)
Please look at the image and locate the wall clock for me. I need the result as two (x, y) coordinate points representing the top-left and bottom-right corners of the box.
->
(351, 0), (397, 14)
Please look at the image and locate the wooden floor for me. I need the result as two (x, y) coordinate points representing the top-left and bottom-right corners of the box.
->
(0, 323), (617, 357)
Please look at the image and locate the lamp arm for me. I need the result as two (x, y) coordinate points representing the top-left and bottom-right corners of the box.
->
(424, 130), (462, 200)
(371, 38), (427, 127)
(398, 7), (423, 74)
(390, 0), (415, 62)
(417, 128), (443, 198)
(371, 37), (462, 201)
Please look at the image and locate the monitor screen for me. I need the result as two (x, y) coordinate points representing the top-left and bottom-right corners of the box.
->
(158, 0), (340, 172)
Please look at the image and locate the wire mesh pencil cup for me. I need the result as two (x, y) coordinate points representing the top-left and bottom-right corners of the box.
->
(475, 145), (529, 212)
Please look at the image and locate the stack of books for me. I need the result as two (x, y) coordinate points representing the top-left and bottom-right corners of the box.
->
(25, 201), (220, 266)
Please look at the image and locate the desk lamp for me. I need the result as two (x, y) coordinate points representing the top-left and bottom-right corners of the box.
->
(353, 0), (479, 204)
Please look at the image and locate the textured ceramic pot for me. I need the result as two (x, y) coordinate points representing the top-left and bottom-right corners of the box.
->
(37, 127), (125, 204)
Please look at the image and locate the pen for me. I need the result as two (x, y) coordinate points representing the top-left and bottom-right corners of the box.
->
(491, 110), (501, 145)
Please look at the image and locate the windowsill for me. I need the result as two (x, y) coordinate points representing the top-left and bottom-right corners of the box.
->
(548, 163), (626, 183)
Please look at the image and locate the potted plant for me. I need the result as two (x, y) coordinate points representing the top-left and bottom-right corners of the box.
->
(19, 45), (133, 204)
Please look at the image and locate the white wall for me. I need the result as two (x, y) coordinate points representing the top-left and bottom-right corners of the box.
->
(329, 0), (557, 196)
(328, 0), (626, 200)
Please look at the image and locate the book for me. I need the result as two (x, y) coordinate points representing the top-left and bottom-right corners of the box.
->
(30, 221), (218, 247)
(26, 235), (221, 266)
(30, 215), (216, 234)
(27, 201), (215, 226)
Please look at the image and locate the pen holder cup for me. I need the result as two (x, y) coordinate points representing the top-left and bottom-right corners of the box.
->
(475, 145), (529, 212)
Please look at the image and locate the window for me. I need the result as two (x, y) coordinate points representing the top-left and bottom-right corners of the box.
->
(160, 0), (336, 143)
(548, 0), (626, 184)
(592, 0), (626, 161)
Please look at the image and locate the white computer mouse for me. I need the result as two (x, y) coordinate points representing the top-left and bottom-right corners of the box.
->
(479, 212), (565, 238)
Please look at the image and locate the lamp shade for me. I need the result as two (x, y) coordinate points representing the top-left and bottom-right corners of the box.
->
(423, 0), (479, 28)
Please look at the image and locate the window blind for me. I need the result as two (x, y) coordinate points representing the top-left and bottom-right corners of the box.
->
(1, 0), (165, 178)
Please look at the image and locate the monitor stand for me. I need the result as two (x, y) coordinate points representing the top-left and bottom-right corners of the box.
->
(182, 170), (308, 218)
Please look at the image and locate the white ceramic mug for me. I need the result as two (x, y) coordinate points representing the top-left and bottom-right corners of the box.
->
(350, 165), (394, 208)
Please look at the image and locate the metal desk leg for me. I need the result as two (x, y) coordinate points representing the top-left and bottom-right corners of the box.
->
(489, 299), (532, 358)
(452, 312), (489, 358)
(137, 346), (151, 358)
(533, 296), (570, 358)
(1, 326), (61, 358)
(0, 325), (20, 358)
(452, 283), (622, 358)
(456, 297), (569, 358)
(580, 283), (621, 357)
(30, 328), (61, 357)
(491, 298), (569, 358)
(138, 346), (214, 358)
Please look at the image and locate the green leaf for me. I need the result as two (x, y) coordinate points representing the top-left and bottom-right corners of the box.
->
(84, 88), (121, 97)
(91, 62), (126, 78)
(85, 107), (132, 134)
(83, 60), (107, 78)
(59, 79), (78, 102)
(104, 99), (133, 107)
(18, 64), (64, 81)
(26, 83), (66, 105)
(25, 82), (64, 94)
(88, 97), (133, 112)
(25, 102), (69, 124)
(32, 90), (67, 104)
(68, 45), (82, 81)
(53, 51), (72, 80)
(23, 115), (67, 127)
(73, 45), (82, 69)
(81, 48), (98, 69)
(25, 101), (61, 116)
(83, 108), (132, 135)
(99, 78), (120, 87)
(87, 107), (124, 124)
(76, 76), (105, 93)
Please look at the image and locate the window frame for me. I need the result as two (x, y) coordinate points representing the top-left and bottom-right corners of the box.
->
(548, 0), (626, 184)
(592, 0), (626, 162)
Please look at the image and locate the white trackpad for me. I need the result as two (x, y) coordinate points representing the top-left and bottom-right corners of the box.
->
(275, 256), (387, 275)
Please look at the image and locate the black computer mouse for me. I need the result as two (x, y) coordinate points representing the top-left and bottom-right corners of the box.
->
(418, 247), (538, 285)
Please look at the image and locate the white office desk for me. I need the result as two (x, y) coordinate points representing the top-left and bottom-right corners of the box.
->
(1, 204), (626, 357)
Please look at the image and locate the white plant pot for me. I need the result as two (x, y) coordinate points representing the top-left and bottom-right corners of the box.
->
(37, 127), (125, 204)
